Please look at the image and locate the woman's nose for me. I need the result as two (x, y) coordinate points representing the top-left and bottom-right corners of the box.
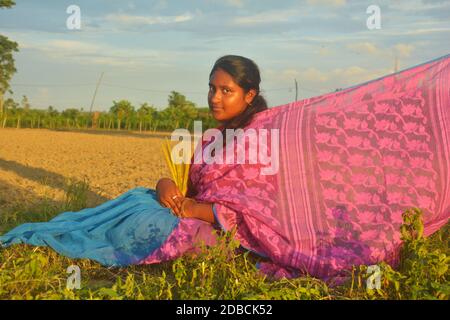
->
(210, 91), (221, 103)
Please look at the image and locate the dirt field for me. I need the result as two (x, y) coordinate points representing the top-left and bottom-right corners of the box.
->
(0, 128), (172, 211)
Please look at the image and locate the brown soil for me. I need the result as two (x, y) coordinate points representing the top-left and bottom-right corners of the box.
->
(0, 128), (171, 210)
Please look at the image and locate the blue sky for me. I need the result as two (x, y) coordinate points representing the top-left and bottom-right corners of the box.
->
(1, 0), (449, 111)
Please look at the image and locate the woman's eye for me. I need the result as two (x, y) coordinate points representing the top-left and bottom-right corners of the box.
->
(208, 87), (230, 94)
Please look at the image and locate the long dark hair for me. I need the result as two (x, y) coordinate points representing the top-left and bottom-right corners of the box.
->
(209, 55), (268, 131)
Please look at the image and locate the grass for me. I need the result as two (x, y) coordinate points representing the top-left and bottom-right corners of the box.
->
(0, 180), (448, 300)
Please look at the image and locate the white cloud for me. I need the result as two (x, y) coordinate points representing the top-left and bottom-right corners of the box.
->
(233, 9), (297, 26)
(318, 47), (332, 56)
(302, 67), (329, 83)
(346, 42), (415, 59)
(281, 66), (372, 85)
(380, 27), (450, 36)
(20, 39), (172, 67)
(281, 69), (301, 79)
(226, 0), (244, 7)
(393, 43), (414, 58)
(346, 42), (380, 55)
(307, 0), (347, 6)
(272, 65), (392, 93)
(206, 0), (245, 8)
(48, 40), (101, 53)
(389, 0), (450, 11)
(104, 13), (193, 26)
(331, 66), (367, 80)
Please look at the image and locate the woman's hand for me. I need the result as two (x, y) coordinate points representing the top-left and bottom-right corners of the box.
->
(156, 178), (184, 216)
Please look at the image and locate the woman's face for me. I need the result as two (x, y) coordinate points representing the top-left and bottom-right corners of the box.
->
(208, 68), (256, 123)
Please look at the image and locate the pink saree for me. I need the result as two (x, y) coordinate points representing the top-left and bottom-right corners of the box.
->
(141, 54), (450, 281)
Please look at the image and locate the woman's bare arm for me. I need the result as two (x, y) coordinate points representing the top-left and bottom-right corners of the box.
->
(182, 199), (215, 224)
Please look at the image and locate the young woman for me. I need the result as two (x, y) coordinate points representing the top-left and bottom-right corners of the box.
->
(155, 55), (268, 224)
(1, 54), (449, 282)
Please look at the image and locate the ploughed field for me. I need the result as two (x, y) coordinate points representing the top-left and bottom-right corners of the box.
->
(0, 128), (171, 211)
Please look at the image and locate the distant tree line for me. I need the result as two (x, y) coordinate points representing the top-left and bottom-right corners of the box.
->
(0, 91), (218, 132)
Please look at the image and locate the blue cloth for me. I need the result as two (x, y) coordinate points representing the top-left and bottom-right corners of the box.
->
(0, 187), (180, 266)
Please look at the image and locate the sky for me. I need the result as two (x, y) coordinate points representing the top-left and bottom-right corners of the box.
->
(0, 0), (449, 111)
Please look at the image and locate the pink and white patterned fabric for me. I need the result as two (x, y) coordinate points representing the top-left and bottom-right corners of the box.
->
(142, 54), (450, 281)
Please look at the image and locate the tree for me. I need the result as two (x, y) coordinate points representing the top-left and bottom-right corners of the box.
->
(4, 97), (18, 111)
(168, 91), (195, 109)
(109, 100), (135, 130)
(62, 108), (80, 128)
(45, 106), (59, 128)
(15, 107), (23, 128)
(47, 105), (59, 117)
(0, 1), (19, 117)
(0, 1), (15, 7)
(1, 97), (16, 128)
(165, 91), (199, 129)
(21, 95), (30, 111)
(137, 102), (156, 132)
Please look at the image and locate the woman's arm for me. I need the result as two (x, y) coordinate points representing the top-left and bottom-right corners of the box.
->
(182, 199), (215, 224)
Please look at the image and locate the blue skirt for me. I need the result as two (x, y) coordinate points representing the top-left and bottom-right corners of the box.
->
(0, 187), (180, 266)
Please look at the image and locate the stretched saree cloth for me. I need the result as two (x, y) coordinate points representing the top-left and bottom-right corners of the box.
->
(0, 188), (179, 266)
(1, 54), (449, 282)
(0, 188), (218, 266)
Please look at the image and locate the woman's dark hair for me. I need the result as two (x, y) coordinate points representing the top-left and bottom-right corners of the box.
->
(209, 55), (268, 131)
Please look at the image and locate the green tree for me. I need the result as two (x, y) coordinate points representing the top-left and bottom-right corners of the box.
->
(62, 108), (80, 120)
(4, 97), (18, 112)
(47, 105), (59, 117)
(15, 107), (23, 128)
(1, 97), (16, 127)
(0, 1), (19, 118)
(62, 108), (81, 128)
(18, 95), (31, 128)
(21, 95), (30, 111)
(137, 102), (157, 132)
(168, 91), (195, 109)
(109, 100), (134, 130)
(46, 106), (59, 129)
(0, 1), (15, 7)
(165, 91), (199, 129)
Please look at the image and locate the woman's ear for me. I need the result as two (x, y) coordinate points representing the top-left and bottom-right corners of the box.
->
(245, 89), (257, 105)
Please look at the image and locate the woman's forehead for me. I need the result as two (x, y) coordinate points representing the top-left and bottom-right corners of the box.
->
(209, 69), (238, 87)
